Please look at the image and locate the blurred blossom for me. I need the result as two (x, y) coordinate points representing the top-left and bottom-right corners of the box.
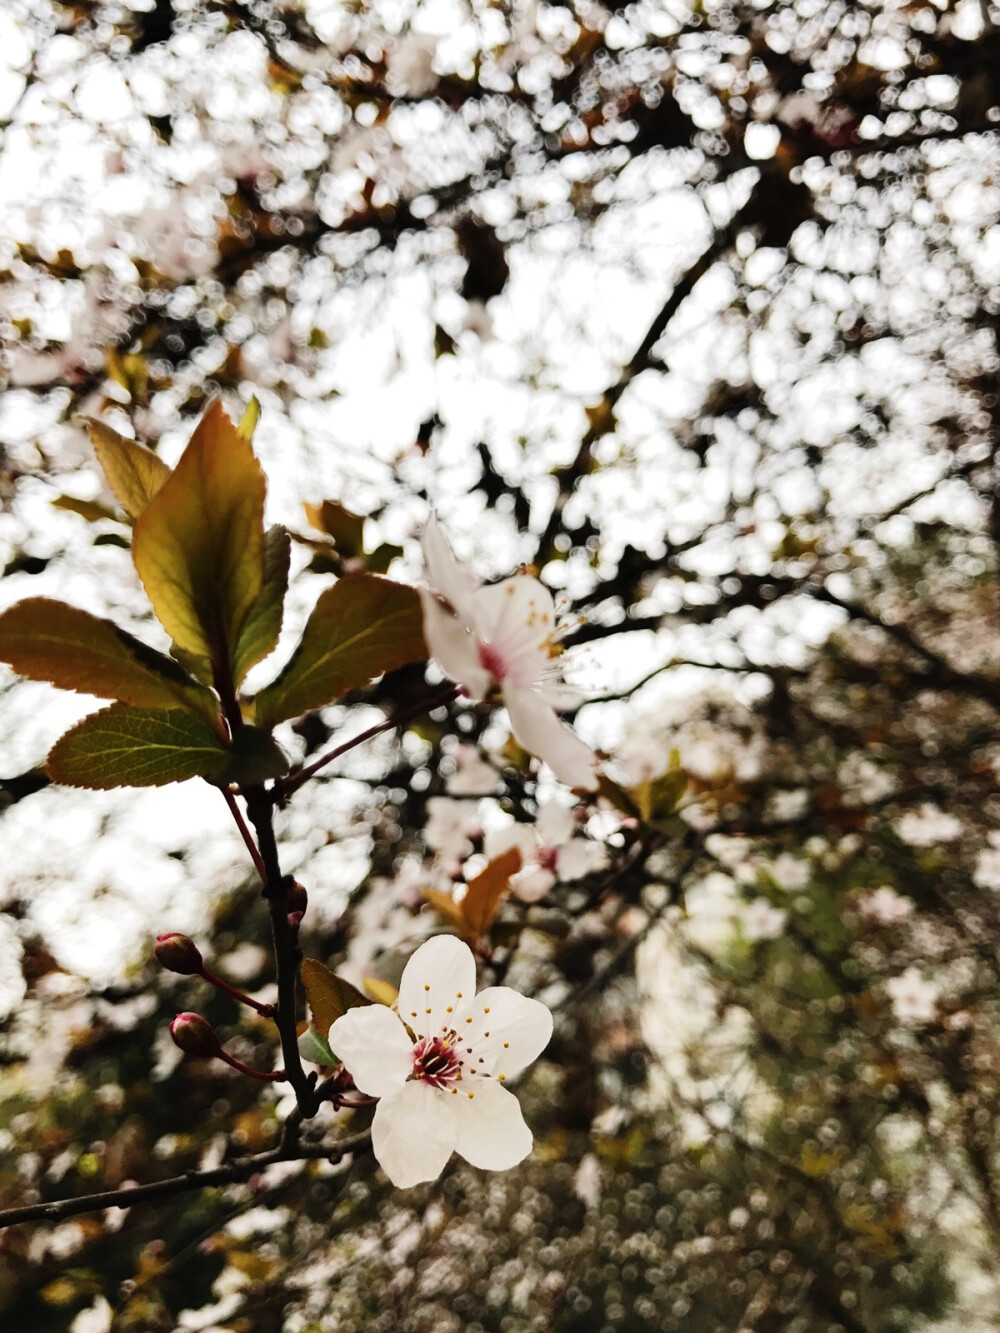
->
(973, 833), (1000, 891)
(741, 899), (787, 941)
(484, 800), (607, 901)
(895, 804), (963, 846)
(445, 743), (500, 796)
(328, 935), (552, 1188)
(423, 797), (482, 864)
(858, 886), (914, 924)
(886, 967), (940, 1025)
(769, 853), (810, 891)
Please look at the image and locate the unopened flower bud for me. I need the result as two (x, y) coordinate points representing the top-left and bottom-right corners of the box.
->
(169, 1012), (222, 1059)
(155, 933), (203, 976)
(285, 880), (308, 916)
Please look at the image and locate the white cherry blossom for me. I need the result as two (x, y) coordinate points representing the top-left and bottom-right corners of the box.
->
(420, 517), (599, 791)
(327, 935), (553, 1188)
(484, 800), (607, 902)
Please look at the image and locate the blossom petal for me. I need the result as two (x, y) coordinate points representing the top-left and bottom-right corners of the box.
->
(423, 516), (480, 623)
(556, 839), (607, 881)
(327, 1005), (413, 1098)
(456, 986), (553, 1079)
(535, 800), (576, 847)
(509, 866), (556, 902)
(453, 1077), (533, 1172)
(504, 685), (599, 790)
(419, 590), (491, 700)
(397, 934), (478, 1040)
(483, 823), (537, 865)
(473, 577), (555, 685)
(371, 1081), (458, 1187)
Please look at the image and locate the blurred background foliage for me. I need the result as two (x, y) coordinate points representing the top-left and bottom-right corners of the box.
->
(1, 0), (1000, 1328)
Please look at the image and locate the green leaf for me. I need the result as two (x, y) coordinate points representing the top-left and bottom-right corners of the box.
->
(0, 598), (217, 716)
(232, 525), (290, 685)
(252, 575), (427, 728)
(300, 957), (370, 1039)
(46, 706), (228, 789)
(210, 725), (289, 787)
(85, 419), (171, 521)
(131, 400), (266, 677)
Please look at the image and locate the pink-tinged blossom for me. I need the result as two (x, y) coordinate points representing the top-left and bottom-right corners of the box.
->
(858, 886), (914, 924)
(327, 935), (552, 1188)
(420, 517), (599, 791)
(885, 967), (939, 1025)
(741, 899), (787, 941)
(484, 800), (607, 902)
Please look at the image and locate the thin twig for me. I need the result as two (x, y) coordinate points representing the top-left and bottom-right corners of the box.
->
(220, 786), (267, 883)
(0, 1129), (372, 1231)
(275, 685), (460, 800)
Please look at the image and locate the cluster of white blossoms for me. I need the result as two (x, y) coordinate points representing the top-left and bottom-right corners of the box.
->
(328, 936), (553, 1188)
(420, 517), (599, 791)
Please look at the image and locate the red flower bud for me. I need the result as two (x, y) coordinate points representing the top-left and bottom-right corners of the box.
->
(155, 933), (204, 976)
(169, 1012), (222, 1059)
(285, 880), (308, 916)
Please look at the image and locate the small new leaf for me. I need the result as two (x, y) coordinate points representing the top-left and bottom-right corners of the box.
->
(303, 500), (365, 557)
(0, 598), (217, 716)
(46, 706), (228, 789)
(132, 400), (266, 675)
(86, 419), (171, 520)
(300, 957), (370, 1040)
(252, 575), (427, 729)
(210, 725), (289, 787)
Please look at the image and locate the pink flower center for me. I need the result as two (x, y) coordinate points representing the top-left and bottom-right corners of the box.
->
(537, 845), (559, 873)
(411, 1035), (462, 1089)
(477, 641), (508, 683)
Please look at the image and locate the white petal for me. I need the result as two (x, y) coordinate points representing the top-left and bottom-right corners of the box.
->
(419, 591), (491, 700)
(504, 686), (599, 790)
(472, 577), (555, 684)
(397, 934), (478, 1040)
(371, 1081), (458, 1187)
(423, 516), (481, 622)
(509, 866), (556, 903)
(556, 839), (607, 881)
(456, 986), (553, 1079)
(483, 823), (537, 865)
(453, 1077), (533, 1172)
(327, 1005), (413, 1098)
(535, 800), (576, 848)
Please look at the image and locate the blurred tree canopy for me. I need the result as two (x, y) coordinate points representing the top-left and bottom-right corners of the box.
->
(1, 0), (1000, 1329)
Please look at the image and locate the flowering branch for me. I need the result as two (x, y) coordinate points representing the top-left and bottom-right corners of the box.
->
(0, 1128), (372, 1232)
(274, 684), (460, 800)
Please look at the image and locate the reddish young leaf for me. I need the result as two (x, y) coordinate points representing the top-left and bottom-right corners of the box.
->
(86, 419), (171, 520)
(460, 846), (522, 939)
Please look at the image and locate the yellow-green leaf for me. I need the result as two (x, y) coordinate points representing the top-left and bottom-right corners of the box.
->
(232, 525), (290, 686)
(0, 598), (217, 716)
(300, 957), (370, 1039)
(236, 395), (261, 440)
(51, 494), (120, 524)
(46, 705), (228, 789)
(252, 575), (427, 728)
(86, 419), (171, 520)
(361, 976), (399, 1006)
(131, 400), (266, 675)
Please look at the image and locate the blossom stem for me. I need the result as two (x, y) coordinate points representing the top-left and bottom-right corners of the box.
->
(217, 1050), (287, 1082)
(200, 965), (276, 1018)
(274, 685), (460, 800)
(220, 787), (268, 884)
